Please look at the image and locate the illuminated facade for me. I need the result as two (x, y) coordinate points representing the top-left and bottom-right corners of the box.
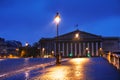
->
(39, 30), (120, 57)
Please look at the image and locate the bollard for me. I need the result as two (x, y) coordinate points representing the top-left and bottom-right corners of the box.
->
(56, 54), (61, 65)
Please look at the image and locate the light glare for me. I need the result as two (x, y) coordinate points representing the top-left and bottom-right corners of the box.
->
(54, 16), (61, 24)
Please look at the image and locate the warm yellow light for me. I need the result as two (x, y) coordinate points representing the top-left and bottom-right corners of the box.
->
(42, 48), (45, 51)
(9, 54), (13, 58)
(86, 48), (89, 50)
(75, 33), (79, 38)
(35, 58), (89, 79)
(52, 51), (54, 53)
(100, 48), (102, 51)
(16, 48), (19, 51)
(39, 66), (68, 80)
(21, 50), (25, 57)
(53, 69), (65, 79)
(55, 16), (60, 23)
(54, 12), (61, 25)
(69, 58), (89, 65)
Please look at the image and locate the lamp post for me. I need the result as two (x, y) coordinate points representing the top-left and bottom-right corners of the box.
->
(25, 42), (29, 57)
(54, 12), (61, 64)
(25, 42), (29, 47)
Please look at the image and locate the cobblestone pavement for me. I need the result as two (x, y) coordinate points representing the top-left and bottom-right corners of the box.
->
(32, 57), (120, 80)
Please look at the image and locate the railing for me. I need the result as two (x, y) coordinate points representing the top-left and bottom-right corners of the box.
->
(103, 52), (120, 70)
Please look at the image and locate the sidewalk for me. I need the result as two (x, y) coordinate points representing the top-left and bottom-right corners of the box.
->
(32, 57), (120, 80)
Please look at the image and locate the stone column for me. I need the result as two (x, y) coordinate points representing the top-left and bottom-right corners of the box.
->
(67, 43), (68, 56)
(75, 43), (77, 56)
(92, 42), (94, 56)
(83, 42), (85, 56)
(87, 42), (89, 49)
(71, 43), (73, 53)
(79, 43), (81, 56)
(96, 42), (98, 56)
(62, 42), (64, 57)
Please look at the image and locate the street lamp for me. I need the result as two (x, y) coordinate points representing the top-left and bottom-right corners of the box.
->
(54, 12), (61, 38)
(25, 42), (29, 57)
(54, 12), (61, 64)
(25, 42), (29, 47)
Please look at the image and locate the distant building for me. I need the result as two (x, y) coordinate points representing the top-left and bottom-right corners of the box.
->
(6, 40), (22, 55)
(39, 30), (120, 57)
(0, 38), (7, 55)
(103, 37), (120, 53)
(0, 38), (22, 56)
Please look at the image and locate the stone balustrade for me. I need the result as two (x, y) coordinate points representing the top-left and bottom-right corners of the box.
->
(103, 52), (120, 70)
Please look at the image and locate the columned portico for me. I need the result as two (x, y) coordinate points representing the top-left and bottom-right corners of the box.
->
(40, 30), (103, 57)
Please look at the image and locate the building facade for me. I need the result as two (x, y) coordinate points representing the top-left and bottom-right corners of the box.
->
(39, 30), (120, 57)
(103, 37), (120, 53)
(0, 38), (22, 57)
(0, 38), (7, 54)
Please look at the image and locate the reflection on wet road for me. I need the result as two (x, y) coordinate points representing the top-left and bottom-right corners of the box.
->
(0, 58), (56, 80)
(32, 58), (120, 80)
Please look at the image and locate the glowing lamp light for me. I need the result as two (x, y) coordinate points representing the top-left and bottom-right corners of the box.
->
(69, 53), (73, 57)
(100, 48), (102, 51)
(86, 48), (89, 50)
(87, 53), (91, 57)
(52, 51), (54, 54)
(55, 16), (60, 23)
(42, 48), (45, 51)
(54, 12), (61, 25)
(75, 33), (79, 38)
(87, 50), (91, 57)
(25, 42), (29, 46)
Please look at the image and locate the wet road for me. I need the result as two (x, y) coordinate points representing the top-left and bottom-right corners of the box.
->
(0, 58), (56, 80)
(32, 57), (120, 80)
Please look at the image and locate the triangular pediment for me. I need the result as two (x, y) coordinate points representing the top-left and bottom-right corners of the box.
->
(58, 30), (102, 40)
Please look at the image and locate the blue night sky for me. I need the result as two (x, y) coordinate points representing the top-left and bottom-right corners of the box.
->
(0, 0), (120, 45)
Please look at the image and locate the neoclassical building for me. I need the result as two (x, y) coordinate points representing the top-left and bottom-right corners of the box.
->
(39, 30), (120, 57)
